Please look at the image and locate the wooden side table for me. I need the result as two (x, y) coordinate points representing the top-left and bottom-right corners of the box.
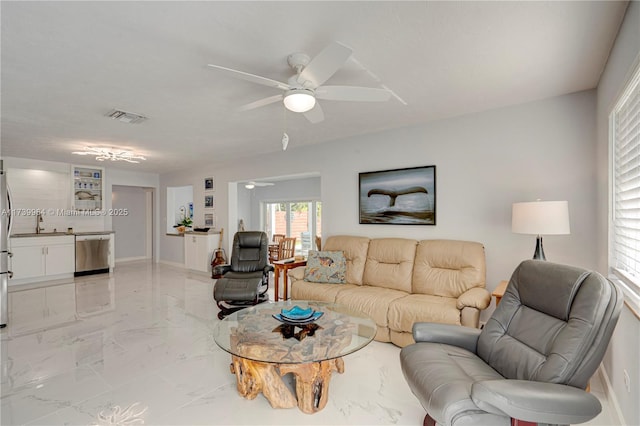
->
(273, 258), (307, 301)
(492, 280), (509, 306)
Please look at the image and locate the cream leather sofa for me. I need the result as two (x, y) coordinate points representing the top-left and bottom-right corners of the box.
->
(289, 236), (490, 347)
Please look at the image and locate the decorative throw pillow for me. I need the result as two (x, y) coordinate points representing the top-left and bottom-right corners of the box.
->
(304, 250), (347, 284)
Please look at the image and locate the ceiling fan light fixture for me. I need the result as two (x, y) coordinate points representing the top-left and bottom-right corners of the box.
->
(244, 183), (255, 189)
(283, 89), (316, 113)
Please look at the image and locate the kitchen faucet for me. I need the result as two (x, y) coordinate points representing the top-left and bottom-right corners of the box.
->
(36, 212), (44, 234)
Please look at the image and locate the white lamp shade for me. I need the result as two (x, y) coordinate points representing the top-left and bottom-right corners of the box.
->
(283, 89), (316, 113)
(512, 200), (570, 235)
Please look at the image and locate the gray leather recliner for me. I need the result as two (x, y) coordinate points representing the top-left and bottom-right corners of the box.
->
(213, 231), (273, 319)
(400, 260), (623, 426)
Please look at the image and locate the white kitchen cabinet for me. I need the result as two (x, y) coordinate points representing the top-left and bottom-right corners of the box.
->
(45, 243), (76, 276)
(9, 235), (75, 285)
(184, 232), (220, 273)
(10, 245), (45, 280)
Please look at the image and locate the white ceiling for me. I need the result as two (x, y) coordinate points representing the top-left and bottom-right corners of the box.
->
(0, 1), (628, 173)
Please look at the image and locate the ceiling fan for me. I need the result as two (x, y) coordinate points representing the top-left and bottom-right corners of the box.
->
(243, 181), (274, 189)
(207, 41), (391, 123)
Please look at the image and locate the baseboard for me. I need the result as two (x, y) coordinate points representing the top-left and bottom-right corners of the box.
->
(157, 259), (186, 269)
(599, 365), (627, 425)
(115, 256), (149, 264)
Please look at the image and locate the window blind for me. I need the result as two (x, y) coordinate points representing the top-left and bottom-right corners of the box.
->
(613, 65), (640, 282)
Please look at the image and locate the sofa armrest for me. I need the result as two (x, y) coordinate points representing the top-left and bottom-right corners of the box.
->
(412, 322), (481, 353)
(456, 287), (491, 310)
(471, 380), (601, 425)
(288, 266), (306, 281)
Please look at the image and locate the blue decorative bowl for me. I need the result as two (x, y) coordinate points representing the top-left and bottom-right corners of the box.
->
(280, 305), (314, 321)
(272, 311), (324, 325)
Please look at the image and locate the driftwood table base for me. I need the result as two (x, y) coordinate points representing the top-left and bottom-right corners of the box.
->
(214, 302), (376, 414)
(230, 355), (344, 413)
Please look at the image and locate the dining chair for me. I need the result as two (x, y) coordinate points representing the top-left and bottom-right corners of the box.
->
(278, 237), (296, 260)
(268, 234), (285, 263)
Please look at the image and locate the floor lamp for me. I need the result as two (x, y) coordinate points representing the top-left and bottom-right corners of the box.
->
(512, 200), (570, 260)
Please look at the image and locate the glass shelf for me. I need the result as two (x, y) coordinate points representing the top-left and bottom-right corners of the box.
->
(72, 165), (104, 211)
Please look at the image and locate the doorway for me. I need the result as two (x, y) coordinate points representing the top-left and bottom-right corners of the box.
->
(112, 185), (154, 262)
(264, 200), (321, 255)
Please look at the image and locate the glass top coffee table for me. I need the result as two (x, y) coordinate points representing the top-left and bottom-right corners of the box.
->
(213, 300), (377, 413)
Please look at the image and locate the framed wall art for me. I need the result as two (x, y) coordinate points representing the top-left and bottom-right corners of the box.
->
(204, 177), (214, 191)
(359, 165), (436, 225)
(204, 213), (214, 227)
(205, 194), (214, 208)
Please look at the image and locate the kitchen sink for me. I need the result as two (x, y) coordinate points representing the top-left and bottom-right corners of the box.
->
(11, 232), (70, 237)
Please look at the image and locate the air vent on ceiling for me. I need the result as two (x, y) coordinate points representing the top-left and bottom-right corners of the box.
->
(106, 109), (147, 124)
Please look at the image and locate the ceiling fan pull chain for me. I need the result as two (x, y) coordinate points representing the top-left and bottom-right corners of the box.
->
(282, 106), (289, 151)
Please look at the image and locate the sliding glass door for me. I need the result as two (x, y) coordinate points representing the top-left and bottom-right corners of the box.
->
(264, 200), (321, 255)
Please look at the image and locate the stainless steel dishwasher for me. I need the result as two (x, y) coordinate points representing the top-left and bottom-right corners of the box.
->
(75, 234), (110, 276)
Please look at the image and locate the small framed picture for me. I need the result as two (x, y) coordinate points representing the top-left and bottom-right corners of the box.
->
(205, 195), (214, 208)
(204, 177), (214, 191)
(204, 213), (214, 227)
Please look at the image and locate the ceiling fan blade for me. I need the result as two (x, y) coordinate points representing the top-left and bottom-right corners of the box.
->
(237, 94), (283, 112)
(254, 182), (275, 187)
(303, 103), (325, 124)
(207, 64), (290, 91)
(297, 42), (352, 88)
(315, 86), (392, 102)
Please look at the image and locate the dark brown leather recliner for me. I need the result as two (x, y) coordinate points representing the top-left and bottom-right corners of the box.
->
(400, 260), (623, 426)
(213, 232), (273, 319)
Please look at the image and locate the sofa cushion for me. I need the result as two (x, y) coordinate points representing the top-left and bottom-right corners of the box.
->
(290, 280), (357, 302)
(323, 235), (370, 285)
(389, 294), (462, 333)
(363, 238), (417, 292)
(412, 240), (486, 297)
(303, 250), (347, 283)
(335, 285), (407, 327)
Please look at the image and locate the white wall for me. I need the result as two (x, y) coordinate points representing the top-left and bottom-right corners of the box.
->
(7, 167), (76, 234)
(160, 90), (597, 304)
(237, 185), (252, 231)
(596, 2), (640, 425)
(112, 185), (147, 260)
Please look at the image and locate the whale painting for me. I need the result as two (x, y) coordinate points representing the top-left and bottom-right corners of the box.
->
(359, 165), (436, 225)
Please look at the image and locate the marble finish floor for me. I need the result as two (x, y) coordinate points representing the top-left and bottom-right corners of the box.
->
(0, 261), (618, 425)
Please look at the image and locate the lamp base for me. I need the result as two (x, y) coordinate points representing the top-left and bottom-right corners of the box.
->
(533, 235), (546, 261)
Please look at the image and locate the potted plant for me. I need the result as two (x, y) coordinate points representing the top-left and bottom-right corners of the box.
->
(175, 216), (193, 234)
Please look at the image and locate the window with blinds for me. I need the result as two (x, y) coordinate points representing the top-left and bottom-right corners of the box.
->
(612, 63), (640, 288)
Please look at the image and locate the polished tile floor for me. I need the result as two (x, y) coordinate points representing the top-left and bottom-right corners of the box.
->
(0, 261), (618, 425)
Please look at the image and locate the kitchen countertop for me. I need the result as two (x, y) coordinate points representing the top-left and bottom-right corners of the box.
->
(184, 230), (220, 235)
(11, 231), (115, 238)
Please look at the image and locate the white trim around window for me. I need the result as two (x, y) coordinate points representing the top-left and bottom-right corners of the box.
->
(610, 55), (640, 311)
